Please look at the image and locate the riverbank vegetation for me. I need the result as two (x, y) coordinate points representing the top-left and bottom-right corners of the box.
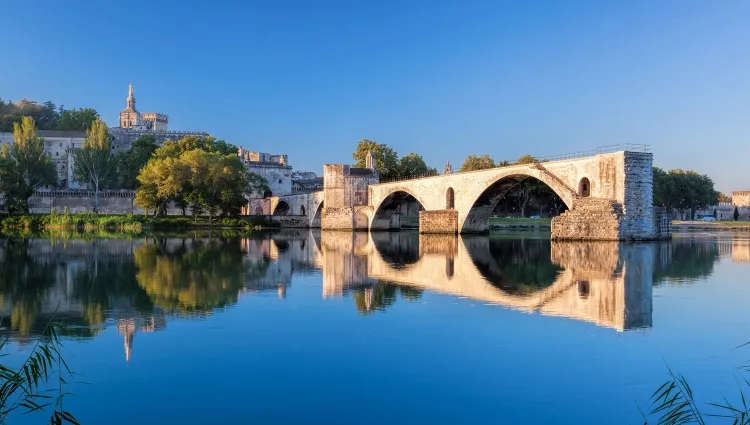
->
(0, 212), (277, 232)
(0, 320), (79, 424)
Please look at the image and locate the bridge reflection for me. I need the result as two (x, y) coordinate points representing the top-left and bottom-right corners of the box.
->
(314, 232), (653, 331)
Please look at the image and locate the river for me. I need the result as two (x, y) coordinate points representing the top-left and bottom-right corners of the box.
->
(1, 230), (748, 424)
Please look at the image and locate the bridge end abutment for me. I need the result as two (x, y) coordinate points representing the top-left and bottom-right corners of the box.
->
(551, 151), (669, 241)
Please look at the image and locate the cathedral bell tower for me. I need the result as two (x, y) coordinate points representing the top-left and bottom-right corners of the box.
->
(119, 83), (143, 129)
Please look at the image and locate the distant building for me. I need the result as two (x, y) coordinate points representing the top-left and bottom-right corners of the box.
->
(291, 171), (323, 193)
(111, 84), (208, 152)
(0, 129), (88, 189)
(238, 148), (292, 196)
(732, 191), (750, 207)
(119, 83), (168, 131)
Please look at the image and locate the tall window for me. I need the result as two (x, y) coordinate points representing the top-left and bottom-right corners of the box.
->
(446, 187), (455, 209)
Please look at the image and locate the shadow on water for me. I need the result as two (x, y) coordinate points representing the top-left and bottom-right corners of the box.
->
(0, 229), (741, 344)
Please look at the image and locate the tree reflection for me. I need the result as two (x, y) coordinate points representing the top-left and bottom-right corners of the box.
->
(69, 257), (154, 325)
(0, 239), (102, 339)
(653, 237), (720, 284)
(133, 237), (249, 313)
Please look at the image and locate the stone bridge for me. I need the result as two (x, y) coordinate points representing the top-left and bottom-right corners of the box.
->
(361, 150), (660, 239)
(246, 148), (668, 240)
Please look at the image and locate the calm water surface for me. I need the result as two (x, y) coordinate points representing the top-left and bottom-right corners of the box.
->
(1, 230), (749, 424)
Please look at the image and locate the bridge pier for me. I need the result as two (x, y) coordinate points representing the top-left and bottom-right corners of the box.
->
(418, 210), (458, 234)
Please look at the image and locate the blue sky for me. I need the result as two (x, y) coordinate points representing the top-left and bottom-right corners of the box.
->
(1, 0), (748, 192)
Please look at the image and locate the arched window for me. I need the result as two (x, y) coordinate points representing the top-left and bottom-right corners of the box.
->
(578, 177), (591, 197)
(300, 205), (306, 216)
(446, 187), (455, 209)
(254, 207), (264, 215)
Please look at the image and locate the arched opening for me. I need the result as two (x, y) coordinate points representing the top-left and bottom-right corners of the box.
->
(446, 187), (455, 209)
(263, 190), (272, 198)
(577, 280), (590, 299)
(300, 205), (306, 216)
(372, 191), (425, 231)
(273, 201), (290, 216)
(462, 174), (570, 233)
(463, 236), (563, 295)
(311, 201), (323, 228)
(578, 177), (591, 197)
(254, 207), (264, 215)
(371, 232), (420, 268)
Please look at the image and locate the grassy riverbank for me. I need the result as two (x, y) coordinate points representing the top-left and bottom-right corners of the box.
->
(0, 213), (277, 232)
(489, 217), (551, 229)
(672, 220), (750, 231)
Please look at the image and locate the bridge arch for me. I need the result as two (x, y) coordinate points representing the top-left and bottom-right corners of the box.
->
(273, 200), (290, 216)
(370, 188), (428, 231)
(311, 200), (324, 228)
(460, 170), (575, 233)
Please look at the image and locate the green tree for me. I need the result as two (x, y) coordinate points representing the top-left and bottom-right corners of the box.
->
(55, 107), (99, 131)
(134, 135), (267, 218)
(73, 119), (115, 212)
(652, 167), (718, 219)
(352, 139), (399, 179)
(717, 191), (732, 204)
(515, 154), (539, 165)
(0, 117), (57, 213)
(459, 154), (496, 172)
(734, 206), (740, 221)
(135, 156), (187, 216)
(114, 135), (158, 189)
(398, 152), (437, 177)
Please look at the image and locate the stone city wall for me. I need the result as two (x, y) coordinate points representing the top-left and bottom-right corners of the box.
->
(28, 192), (182, 215)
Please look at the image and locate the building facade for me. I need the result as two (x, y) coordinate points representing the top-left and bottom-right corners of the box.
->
(238, 148), (293, 196)
(732, 191), (750, 207)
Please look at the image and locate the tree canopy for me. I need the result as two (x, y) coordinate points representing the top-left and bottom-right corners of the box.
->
(73, 119), (115, 212)
(135, 136), (268, 219)
(459, 154), (496, 172)
(114, 135), (159, 189)
(0, 98), (99, 132)
(0, 117), (57, 213)
(653, 167), (718, 219)
(352, 139), (400, 178)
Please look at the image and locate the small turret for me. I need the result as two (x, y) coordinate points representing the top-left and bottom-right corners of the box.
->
(444, 160), (453, 175)
(365, 150), (377, 170)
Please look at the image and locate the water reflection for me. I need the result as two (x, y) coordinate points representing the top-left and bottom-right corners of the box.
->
(0, 230), (744, 347)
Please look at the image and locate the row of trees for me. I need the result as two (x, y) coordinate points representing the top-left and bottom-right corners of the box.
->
(352, 139), (437, 180)
(0, 98), (99, 132)
(652, 167), (721, 219)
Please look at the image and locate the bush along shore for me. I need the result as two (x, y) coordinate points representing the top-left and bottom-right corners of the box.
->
(0, 211), (279, 232)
